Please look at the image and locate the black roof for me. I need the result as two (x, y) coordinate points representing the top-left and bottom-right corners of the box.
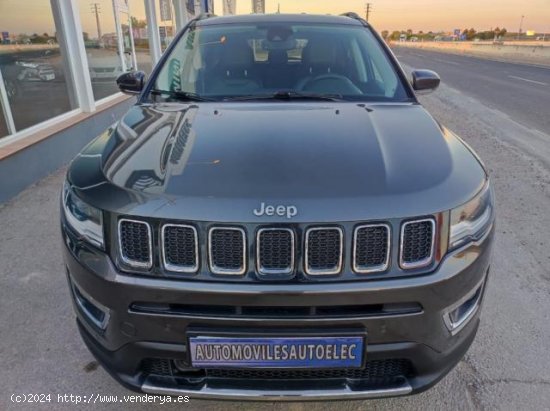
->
(197, 13), (365, 26)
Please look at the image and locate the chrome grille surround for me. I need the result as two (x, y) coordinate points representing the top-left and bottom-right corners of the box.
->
(353, 223), (391, 274)
(304, 227), (344, 276)
(256, 228), (295, 275)
(208, 227), (247, 275)
(161, 224), (199, 274)
(399, 218), (436, 270)
(118, 219), (153, 269)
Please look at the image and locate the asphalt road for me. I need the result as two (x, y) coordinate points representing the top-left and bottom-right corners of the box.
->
(1, 57), (550, 409)
(393, 46), (550, 135)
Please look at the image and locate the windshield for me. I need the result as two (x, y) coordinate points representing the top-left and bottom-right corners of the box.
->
(151, 22), (410, 102)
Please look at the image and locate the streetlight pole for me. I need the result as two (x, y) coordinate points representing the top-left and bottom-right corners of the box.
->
(517, 15), (524, 41)
(365, 3), (372, 22)
(91, 3), (102, 43)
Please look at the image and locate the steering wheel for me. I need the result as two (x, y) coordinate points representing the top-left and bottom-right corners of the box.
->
(301, 74), (363, 95)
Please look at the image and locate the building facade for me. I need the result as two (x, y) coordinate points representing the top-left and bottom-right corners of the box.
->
(223, 0), (237, 15)
(251, 0), (265, 14)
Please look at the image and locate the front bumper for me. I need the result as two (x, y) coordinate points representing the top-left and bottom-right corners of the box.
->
(62, 225), (493, 401)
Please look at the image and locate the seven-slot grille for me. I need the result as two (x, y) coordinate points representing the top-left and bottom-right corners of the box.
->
(209, 228), (247, 275)
(353, 224), (390, 273)
(162, 224), (199, 273)
(256, 228), (295, 275)
(117, 217), (437, 277)
(305, 227), (343, 275)
(118, 219), (152, 268)
(400, 219), (435, 269)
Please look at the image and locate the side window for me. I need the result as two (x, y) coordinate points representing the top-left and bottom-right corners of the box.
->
(289, 39), (308, 62)
(251, 39), (268, 62)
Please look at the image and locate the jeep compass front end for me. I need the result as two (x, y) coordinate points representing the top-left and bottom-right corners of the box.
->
(61, 13), (495, 400)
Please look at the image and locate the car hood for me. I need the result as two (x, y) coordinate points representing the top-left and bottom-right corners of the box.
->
(70, 102), (486, 222)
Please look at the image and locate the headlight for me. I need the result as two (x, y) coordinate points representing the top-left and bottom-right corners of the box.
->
(62, 181), (104, 249)
(449, 181), (494, 250)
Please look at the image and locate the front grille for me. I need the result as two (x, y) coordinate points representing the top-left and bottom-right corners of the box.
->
(257, 228), (294, 275)
(162, 224), (198, 273)
(118, 219), (152, 268)
(143, 358), (414, 383)
(353, 224), (390, 273)
(400, 219), (435, 269)
(305, 228), (343, 275)
(116, 216), (438, 279)
(209, 228), (246, 275)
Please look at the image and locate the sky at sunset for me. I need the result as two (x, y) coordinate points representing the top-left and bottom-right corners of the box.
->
(0, 0), (548, 36)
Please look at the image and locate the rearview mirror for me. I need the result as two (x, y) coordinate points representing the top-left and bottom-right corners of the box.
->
(116, 71), (146, 95)
(411, 70), (440, 93)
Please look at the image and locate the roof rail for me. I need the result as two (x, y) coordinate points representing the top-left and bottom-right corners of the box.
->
(196, 12), (216, 20)
(340, 12), (368, 24)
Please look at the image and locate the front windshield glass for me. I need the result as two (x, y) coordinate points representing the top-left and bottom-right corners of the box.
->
(151, 22), (410, 101)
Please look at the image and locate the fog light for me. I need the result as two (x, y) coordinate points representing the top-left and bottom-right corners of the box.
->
(443, 278), (486, 335)
(70, 278), (110, 330)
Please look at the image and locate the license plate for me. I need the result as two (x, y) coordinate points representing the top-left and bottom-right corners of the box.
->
(189, 336), (364, 368)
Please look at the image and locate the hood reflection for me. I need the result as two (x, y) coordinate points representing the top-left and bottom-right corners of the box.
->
(104, 103), (198, 194)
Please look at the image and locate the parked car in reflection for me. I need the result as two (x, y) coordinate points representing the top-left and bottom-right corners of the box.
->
(88, 57), (124, 81)
(15, 61), (56, 82)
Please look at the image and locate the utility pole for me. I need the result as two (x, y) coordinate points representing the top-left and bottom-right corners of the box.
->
(91, 3), (102, 42)
(365, 2), (372, 22)
(517, 15), (524, 41)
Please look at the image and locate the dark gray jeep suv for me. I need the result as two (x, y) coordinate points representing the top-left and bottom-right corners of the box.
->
(61, 13), (495, 400)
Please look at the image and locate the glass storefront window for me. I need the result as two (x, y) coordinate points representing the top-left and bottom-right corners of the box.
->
(156, 0), (177, 51)
(128, 0), (153, 75)
(0, 0), (77, 134)
(79, 0), (125, 100)
(79, 0), (153, 100)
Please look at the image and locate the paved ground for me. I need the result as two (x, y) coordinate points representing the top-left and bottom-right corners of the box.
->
(1, 57), (550, 409)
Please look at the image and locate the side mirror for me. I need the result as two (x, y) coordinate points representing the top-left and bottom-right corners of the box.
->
(411, 69), (440, 93)
(116, 71), (146, 95)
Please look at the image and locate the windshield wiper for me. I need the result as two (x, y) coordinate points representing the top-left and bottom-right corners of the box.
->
(225, 90), (343, 102)
(150, 89), (214, 102)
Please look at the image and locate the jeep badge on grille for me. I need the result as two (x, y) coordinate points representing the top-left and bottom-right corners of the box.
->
(253, 202), (298, 219)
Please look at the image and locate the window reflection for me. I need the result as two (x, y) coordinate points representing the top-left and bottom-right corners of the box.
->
(128, 0), (153, 75)
(79, 0), (153, 100)
(79, 0), (125, 100)
(0, 0), (76, 133)
(156, 0), (177, 51)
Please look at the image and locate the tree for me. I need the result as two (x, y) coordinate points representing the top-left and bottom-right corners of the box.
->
(82, 32), (89, 42)
(467, 28), (477, 40)
(390, 30), (401, 41)
(499, 28), (507, 37)
(381, 30), (389, 40)
(131, 17), (147, 29)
